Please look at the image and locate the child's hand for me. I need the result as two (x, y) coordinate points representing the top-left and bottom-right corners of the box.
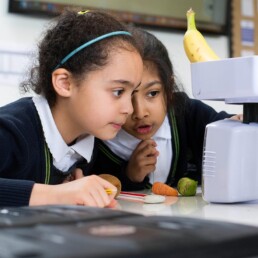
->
(126, 139), (159, 182)
(62, 168), (84, 183)
(30, 175), (117, 208)
(228, 114), (243, 121)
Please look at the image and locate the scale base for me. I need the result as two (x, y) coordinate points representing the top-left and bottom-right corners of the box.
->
(202, 119), (258, 203)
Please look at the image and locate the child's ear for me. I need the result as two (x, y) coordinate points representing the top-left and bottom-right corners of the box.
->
(52, 68), (73, 97)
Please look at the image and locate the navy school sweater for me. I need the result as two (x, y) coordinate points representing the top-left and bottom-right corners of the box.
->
(0, 97), (93, 207)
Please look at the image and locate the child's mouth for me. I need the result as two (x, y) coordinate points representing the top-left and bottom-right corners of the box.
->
(136, 125), (152, 134)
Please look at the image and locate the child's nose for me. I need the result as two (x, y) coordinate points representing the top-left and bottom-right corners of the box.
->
(122, 99), (134, 115)
(132, 102), (148, 120)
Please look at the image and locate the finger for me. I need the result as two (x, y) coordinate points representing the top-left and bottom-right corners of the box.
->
(96, 176), (117, 192)
(74, 168), (84, 179)
(229, 114), (243, 121)
(148, 139), (157, 147)
(139, 154), (158, 167)
(142, 139), (157, 147)
(62, 174), (75, 183)
(107, 199), (118, 208)
(138, 144), (158, 158)
(77, 176), (106, 207)
(147, 164), (156, 171)
(87, 175), (117, 203)
(135, 139), (156, 153)
(89, 189), (107, 208)
(79, 195), (97, 207)
(146, 148), (159, 157)
(93, 177), (114, 205)
(142, 163), (156, 172)
(78, 181), (107, 208)
(85, 184), (111, 208)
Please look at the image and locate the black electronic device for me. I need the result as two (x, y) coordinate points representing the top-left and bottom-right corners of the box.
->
(1, 205), (258, 257)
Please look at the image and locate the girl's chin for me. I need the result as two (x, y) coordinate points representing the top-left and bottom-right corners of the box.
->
(99, 131), (120, 141)
(124, 128), (155, 140)
(134, 132), (154, 140)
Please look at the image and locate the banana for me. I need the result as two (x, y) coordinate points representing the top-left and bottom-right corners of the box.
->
(183, 8), (220, 62)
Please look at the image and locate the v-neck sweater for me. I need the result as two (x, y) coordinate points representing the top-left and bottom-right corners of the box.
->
(0, 97), (93, 207)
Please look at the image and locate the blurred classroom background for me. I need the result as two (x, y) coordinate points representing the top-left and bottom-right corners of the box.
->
(1, 0), (254, 114)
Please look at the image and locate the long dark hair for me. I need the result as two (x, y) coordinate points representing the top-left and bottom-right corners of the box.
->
(128, 26), (185, 111)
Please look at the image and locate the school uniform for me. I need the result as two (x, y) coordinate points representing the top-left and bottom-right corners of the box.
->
(90, 93), (231, 190)
(0, 96), (95, 207)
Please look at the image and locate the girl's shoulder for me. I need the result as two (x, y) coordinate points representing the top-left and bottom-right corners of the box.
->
(0, 97), (40, 132)
(170, 92), (230, 123)
(171, 92), (215, 115)
(0, 97), (34, 114)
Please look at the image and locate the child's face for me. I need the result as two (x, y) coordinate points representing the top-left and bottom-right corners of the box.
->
(122, 61), (167, 140)
(54, 48), (143, 142)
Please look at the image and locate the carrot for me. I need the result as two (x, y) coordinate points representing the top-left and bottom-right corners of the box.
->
(152, 182), (178, 196)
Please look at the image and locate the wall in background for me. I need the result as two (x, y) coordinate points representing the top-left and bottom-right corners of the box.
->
(0, 0), (242, 114)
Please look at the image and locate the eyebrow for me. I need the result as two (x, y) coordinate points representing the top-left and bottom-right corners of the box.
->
(112, 79), (142, 88)
(134, 80), (162, 92)
(145, 80), (162, 88)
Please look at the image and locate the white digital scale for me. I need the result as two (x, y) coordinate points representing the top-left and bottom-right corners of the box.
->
(191, 56), (258, 203)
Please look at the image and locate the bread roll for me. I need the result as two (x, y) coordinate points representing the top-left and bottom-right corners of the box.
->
(99, 174), (121, 197)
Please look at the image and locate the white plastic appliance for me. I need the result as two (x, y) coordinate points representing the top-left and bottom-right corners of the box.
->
(191, 56), (258, 203)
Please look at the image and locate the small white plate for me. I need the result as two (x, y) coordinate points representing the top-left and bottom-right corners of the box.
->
(143, 194), (165, 204)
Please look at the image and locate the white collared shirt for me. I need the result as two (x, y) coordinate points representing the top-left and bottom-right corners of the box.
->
(105, 115), (172, 183)
(33, 95), (94, 172)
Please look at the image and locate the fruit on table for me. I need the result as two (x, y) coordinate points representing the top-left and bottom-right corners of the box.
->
(152, 182), (178, 196)
(183, 8), (219, 62)
(99, 174), (121, 197)
(177, 177), (198, 196)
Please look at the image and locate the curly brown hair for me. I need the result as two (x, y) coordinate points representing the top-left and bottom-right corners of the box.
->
(21, 10), (142, 107)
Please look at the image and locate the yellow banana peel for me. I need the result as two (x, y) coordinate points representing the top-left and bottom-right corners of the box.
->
(183, 8), (220, 62)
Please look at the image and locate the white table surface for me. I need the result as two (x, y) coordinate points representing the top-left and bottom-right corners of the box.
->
(115, 188), (258, 227)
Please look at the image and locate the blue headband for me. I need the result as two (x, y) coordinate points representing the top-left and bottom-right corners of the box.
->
(54, 31), (132, 70)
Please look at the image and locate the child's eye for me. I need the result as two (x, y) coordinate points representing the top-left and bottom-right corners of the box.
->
(147, 91), (159, 97)
(113, 89), (124, 97)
